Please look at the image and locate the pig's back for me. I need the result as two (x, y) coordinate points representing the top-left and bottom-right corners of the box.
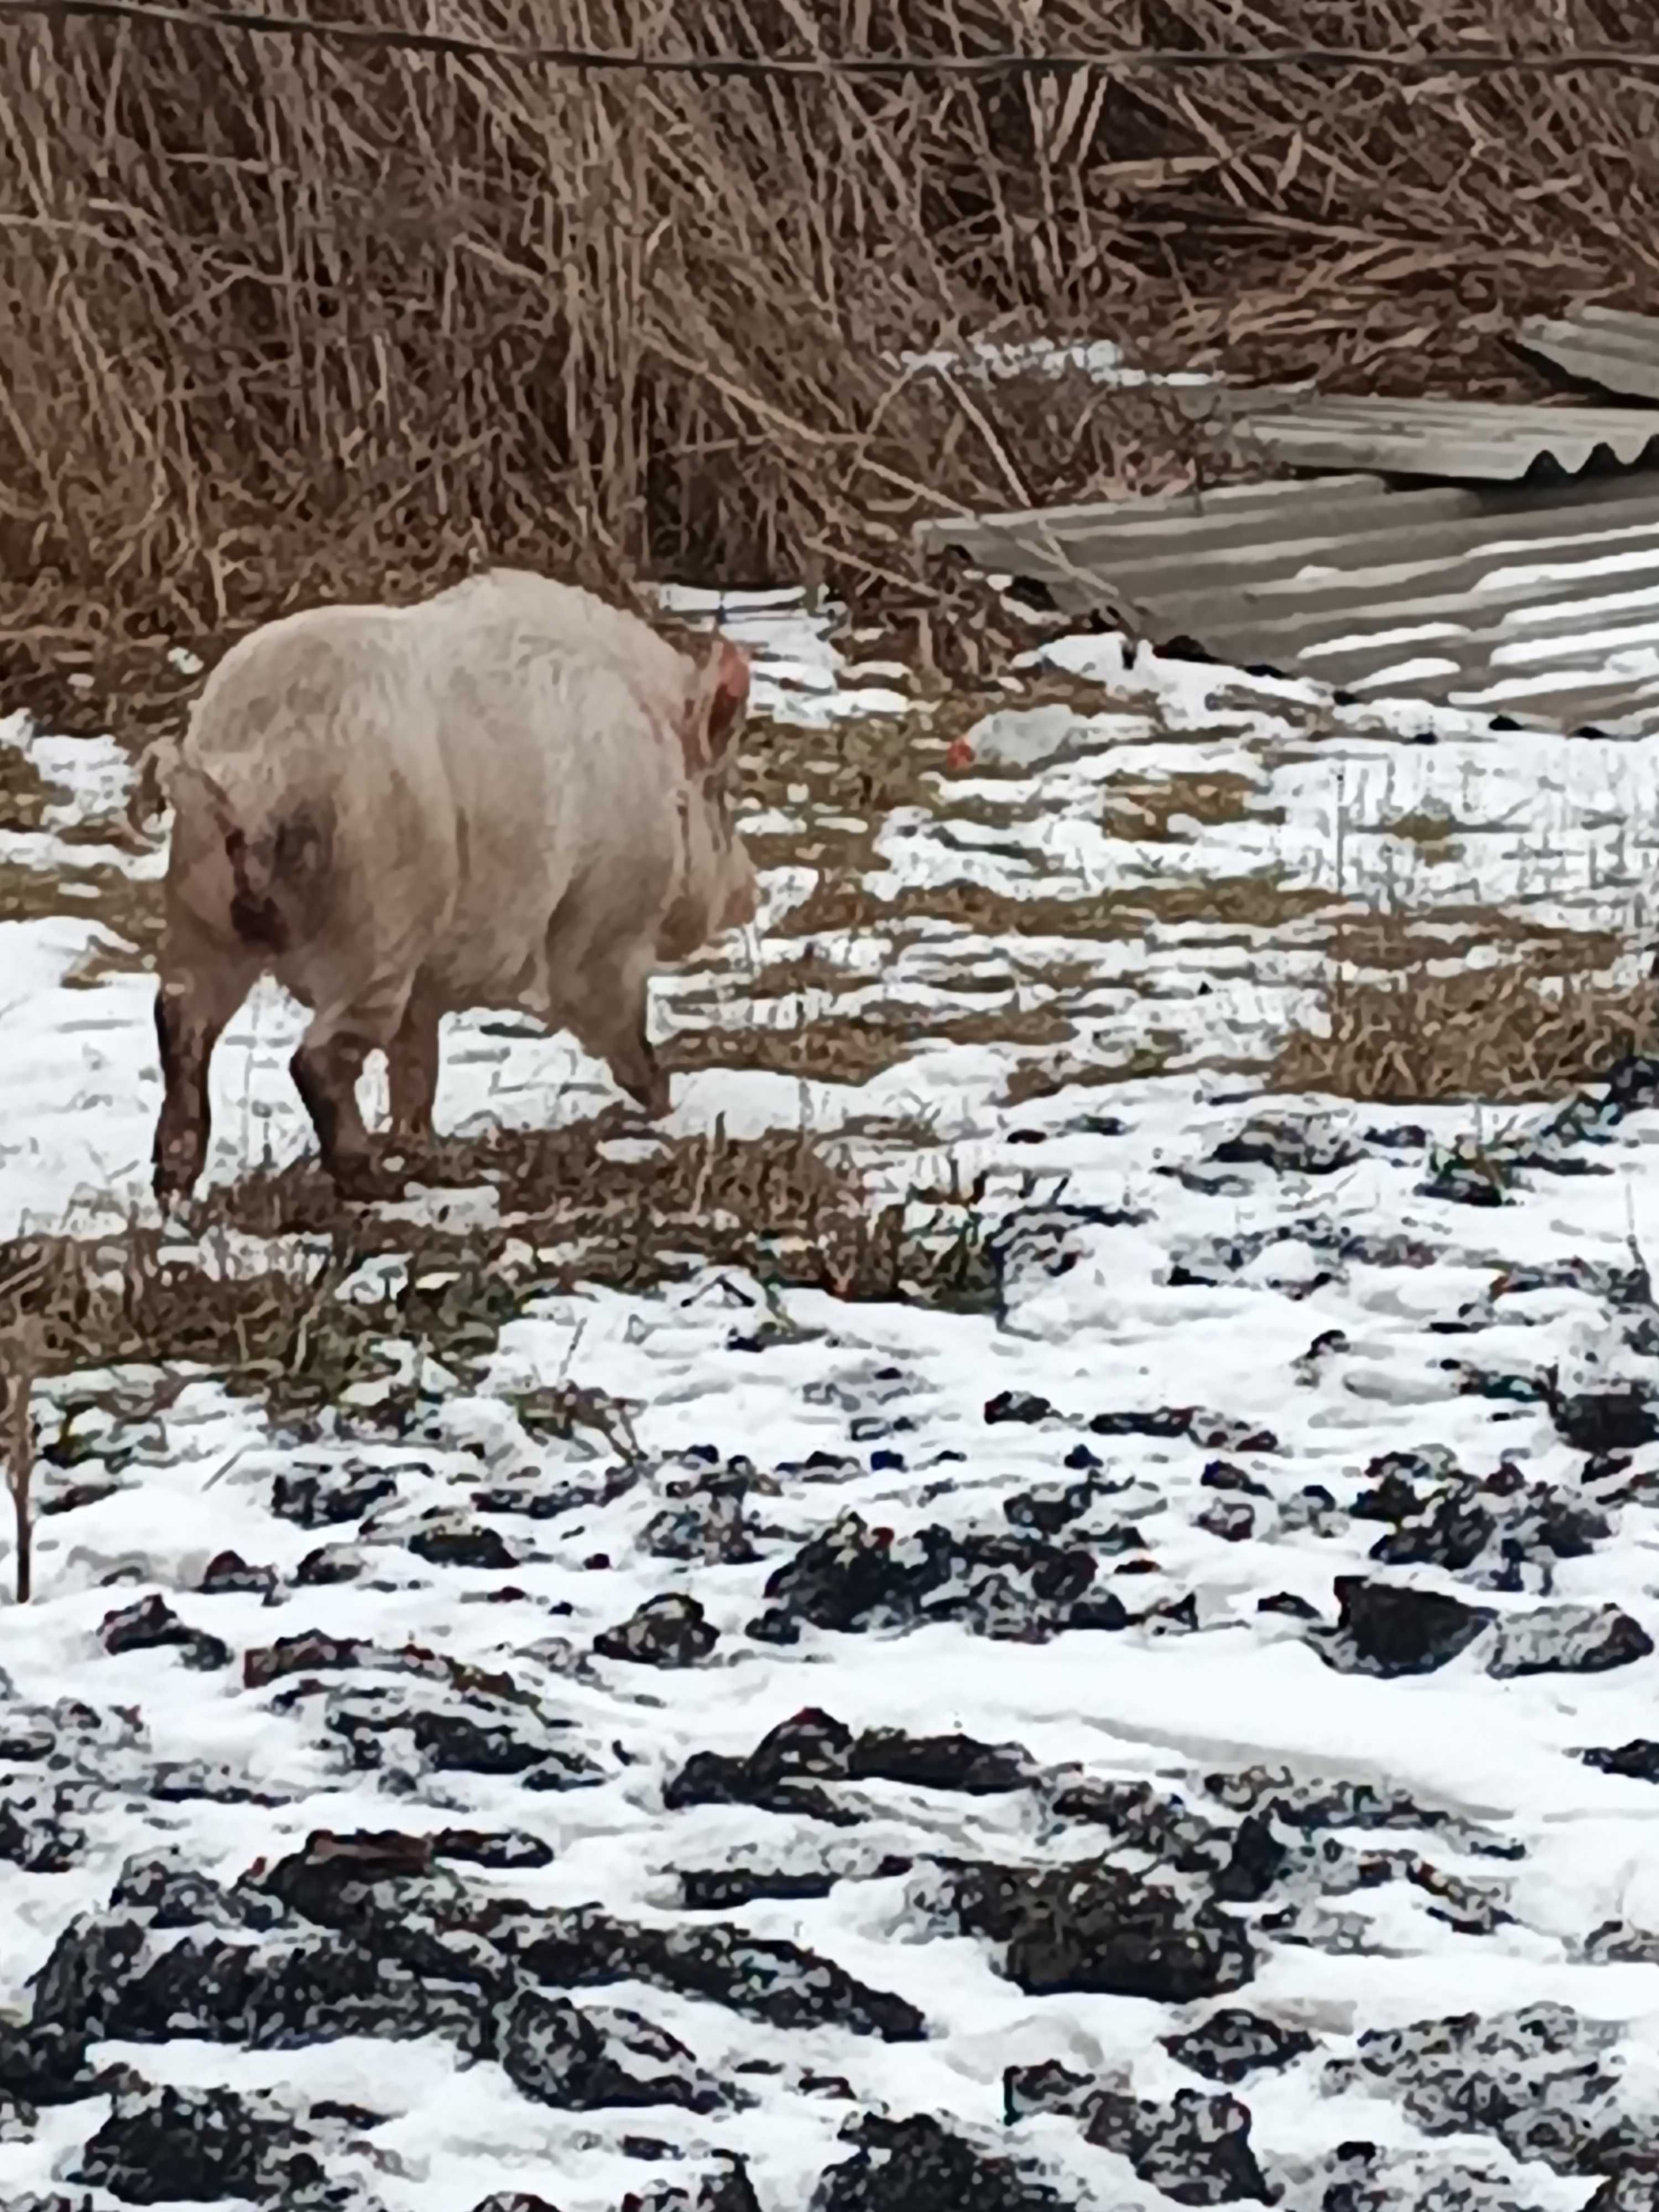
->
(426, 568), (694, 729)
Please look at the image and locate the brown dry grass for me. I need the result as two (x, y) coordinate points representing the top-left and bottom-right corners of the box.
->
(0, 853), (161, 979)
(669, 992), (1074, 1084)
(0, 1228), (404, 1427)
(935, 794), (1051, 834)
(1099, 771), (1282, 843)
(0, 746), (55, 834)
(673, 942), (867, 1011)
(922, 951), (1099, 997)
(773, 865), (1337, 944)
(739, 826), (894, 885)
(1376, 803), (1464, 851)
(1001, 1032), (1185, 1103)
(662, 1013), (917, 1085)
(703, 1000), (1079, 1075)
(0, 732), (133, 848)
(1272, 950), (1659, 1103)
(680, 696), (1041, 887)
(6, 0), (1648, 726)
(3, 1357), (35, 1605)
(743, 708), (950, 818)
(1321, 912), (1625, 977)
(0, 1118), (998, 1416)
(0, 1116), (1001, 1426)
(902, 765), (1265, 858)
(732, 680), (1196, 878)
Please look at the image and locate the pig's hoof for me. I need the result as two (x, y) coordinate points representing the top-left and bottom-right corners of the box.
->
(624, 1072), (672, 1120)
(152, 1161), (196, 1208)
(329, 1157), (408, 1205)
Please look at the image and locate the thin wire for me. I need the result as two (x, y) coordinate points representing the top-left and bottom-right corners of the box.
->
(2, 0), (1658, 80)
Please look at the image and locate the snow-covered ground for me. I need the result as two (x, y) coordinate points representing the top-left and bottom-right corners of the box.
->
(4, 595), (1659, 2210)
(888, 336), (1219, 390)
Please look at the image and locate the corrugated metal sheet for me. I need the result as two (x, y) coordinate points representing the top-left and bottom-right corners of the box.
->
(1213, 392), (1659, 481)
(1514, 306), (1659, 404)
(914, 471), (1659, 733)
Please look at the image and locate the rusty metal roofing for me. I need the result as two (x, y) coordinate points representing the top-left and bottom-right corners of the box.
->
(914, 471), (1659, 733)
(1514, 305), (1659, 404)
(1208, 391), (1659, 481)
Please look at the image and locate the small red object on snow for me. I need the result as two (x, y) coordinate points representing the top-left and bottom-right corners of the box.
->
(945, 736), (974, 770)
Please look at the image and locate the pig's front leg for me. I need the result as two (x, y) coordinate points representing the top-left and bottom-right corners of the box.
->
(387, 993), (442, 1150)
(560, 938), (671, 1120)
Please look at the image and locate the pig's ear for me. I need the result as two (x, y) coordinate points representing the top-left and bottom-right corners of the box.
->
(682, 637), (750, 774)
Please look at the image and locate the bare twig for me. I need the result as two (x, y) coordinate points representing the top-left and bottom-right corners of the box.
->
(3, 1355), (36, 1605)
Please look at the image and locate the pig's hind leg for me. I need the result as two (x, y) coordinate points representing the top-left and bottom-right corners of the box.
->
(289, 968), (419, 1202)
(152, 925), (262, 1205)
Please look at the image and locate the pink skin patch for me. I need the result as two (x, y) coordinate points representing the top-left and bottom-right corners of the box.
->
(945, 737), (974, 770)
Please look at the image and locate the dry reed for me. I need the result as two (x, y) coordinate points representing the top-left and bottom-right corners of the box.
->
(3, 0), (1656, 726)
(1272, 952), (1659, 1103)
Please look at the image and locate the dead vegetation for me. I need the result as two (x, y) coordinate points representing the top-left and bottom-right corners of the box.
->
(6, 0), (1648, 729)
(4, 1364), (33, 1605)
(662, 1012), (921, 1085)
(0, 1116), (1001, 1431)
(666, 995), (1076, 1086)
(0, 853), (161, 977)
(1098, 770), (1280, 842)
(1271, 947), (1659, 1103)
(1002, 1033), (1186, 1103)
(731, 681), (1243, 872)
(1374, 802), (1465, 851)
(0, 746), (55, 835)
(0, 1255), (41, 1603)
(1317, 912), (1625, 977)
(742, 708), (951, 820)
(672, 943), (869, 1012)
(932, 794), (1051, 835)
(20, 1119), (984, 1349)
(773, 865), (1338, 945)
(0, 1227), (408, 1430)
(0, 729), (139, 847)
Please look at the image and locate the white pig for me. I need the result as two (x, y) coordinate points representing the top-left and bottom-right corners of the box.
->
(128, 568), (759, 1202)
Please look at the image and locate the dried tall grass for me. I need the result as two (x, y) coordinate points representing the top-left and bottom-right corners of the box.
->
(1272, 948), (1659, 1103)
(2, 0), (1658, 693)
